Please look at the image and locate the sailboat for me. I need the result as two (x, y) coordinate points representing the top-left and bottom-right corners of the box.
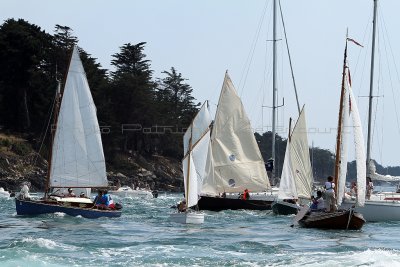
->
(197, 72), (274, 211)
(296, 39), (366, 230)
(15, 46), (122, 218)
(340, 0), (400, 222)
(272, 106), (313, 215)
(170, 101), (212, 224)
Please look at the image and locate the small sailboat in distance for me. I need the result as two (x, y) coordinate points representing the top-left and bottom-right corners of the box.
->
(15, 46), (122, 218)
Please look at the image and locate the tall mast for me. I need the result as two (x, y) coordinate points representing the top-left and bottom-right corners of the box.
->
(366, 0), (378, 175)
(271, 0), (277, 178)
(334, 39), (348, 196)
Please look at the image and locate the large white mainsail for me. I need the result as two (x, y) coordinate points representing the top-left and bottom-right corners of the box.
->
(183, 102), (212, 207)
(202, 72), (270, 195)
(50, 46), (107, 188)
(278, 107), (313, 200)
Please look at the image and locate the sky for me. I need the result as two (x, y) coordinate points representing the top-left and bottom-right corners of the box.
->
(2, 0), (400, 167)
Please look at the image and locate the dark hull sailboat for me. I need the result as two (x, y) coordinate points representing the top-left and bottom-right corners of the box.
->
(271, 201), (300, 215)
(15, 198), (121, 219)
(197, 196), (274, 211)
(298, 209), (365, 230)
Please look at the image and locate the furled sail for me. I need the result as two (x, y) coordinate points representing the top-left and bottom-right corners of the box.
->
(183, 102), (212, 207)
(202, 72), (270, 194)
(50, 46), (107, 188)
(336, 73), (350, 206)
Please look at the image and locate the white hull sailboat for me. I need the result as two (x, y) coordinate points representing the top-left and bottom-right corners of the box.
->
(15, 46), (121, 218)
(339, 0), (400, 222)
(170, 101), (212, 224)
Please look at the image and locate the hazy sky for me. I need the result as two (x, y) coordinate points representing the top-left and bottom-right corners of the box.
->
(2, 0), (400, 167)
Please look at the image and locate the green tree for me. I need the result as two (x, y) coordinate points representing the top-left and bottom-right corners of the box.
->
(0, 19), (54, 131)
(156, 67), (199, 157)
(109, 42), (156, 154)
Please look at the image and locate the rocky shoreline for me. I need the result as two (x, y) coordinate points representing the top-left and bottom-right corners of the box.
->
(0, 135), (184, 194)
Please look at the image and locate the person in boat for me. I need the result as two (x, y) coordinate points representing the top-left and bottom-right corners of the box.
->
(240, 189), (250, 200)
(79, 192), (86, 198)
(324, 176), (336, 212)
(310, 191), (325, 211)
(366, 177), (374, 200)
(93, 190), (104, 208)
(65, 188), (76, 197)
(101, 190), (115, 209)
(177, 199), (187, 212)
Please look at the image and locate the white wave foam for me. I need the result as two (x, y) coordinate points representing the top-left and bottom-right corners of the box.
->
(21, 237), (77, 251)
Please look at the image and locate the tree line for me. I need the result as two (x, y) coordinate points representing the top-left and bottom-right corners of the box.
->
(0, 18), (398, 181)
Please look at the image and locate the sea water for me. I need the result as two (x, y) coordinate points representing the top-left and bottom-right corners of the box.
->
(1, 193), (400, 266)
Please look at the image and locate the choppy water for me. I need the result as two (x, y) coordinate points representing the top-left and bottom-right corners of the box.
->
(1, 193), (400, 266)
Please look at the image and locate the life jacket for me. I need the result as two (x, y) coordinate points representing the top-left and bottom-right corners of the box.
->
(242, 190), (249, 200)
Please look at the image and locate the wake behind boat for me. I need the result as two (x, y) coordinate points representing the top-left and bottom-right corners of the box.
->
(15, 46), (121, 219)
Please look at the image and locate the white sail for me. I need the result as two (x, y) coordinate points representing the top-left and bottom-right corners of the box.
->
(349, 85), (366, 207)
(289, 107), (313, 199)
(50, 46), (107, 188)
(336, 74), (350, 206)
(183, 152), (199, 207)
(278, 139), (297, 199)
(278, 107), (313, 200)
(182, 101), (212, 206)
(202, 72), (270, 194)
(183, 101), (212, 155)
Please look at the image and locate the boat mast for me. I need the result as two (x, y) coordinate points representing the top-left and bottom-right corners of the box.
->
(271, 0), (277, 178)
(366, 0), (378, 176)
(44, 47), (74, 195)
(334, 39), (348, 195)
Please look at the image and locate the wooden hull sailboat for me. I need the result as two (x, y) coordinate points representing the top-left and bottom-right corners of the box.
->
(297, 209), (365, 230)
(15, 46), (122, 218)
(296, 38), (367, 230)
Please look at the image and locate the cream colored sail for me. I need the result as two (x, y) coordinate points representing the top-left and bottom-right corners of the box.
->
(50, 46), (107, 188)
(278, 107), (313, 200)
(202, 72), (270, 195)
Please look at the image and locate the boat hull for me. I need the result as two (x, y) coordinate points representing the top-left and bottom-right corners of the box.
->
(15, 199), (121, 219)
(341, 199), (400, 222)
(298, 209), (365, 230)
(197, 196), (274, 211)
(272, 201), (300, 215)
(169, 212), (204, 224)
